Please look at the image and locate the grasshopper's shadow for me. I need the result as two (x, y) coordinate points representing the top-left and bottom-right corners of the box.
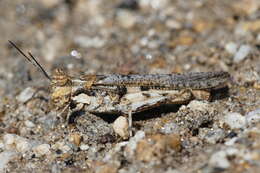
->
(90, 104), (182, 123)
(69, 105), (182, 124)
(211, 86), (229, 101)
(133, 104), (182, 121)
(69, 87), (229, 124)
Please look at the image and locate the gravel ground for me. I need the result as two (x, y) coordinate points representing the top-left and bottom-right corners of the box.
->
(0, 0), (259, 172)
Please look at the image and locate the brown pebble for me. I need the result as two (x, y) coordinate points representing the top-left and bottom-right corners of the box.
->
(253, 82), (260, 90)
(95, 163), (119, 173)
(136, 134), (181, 162)
(69, 133), (82, 146)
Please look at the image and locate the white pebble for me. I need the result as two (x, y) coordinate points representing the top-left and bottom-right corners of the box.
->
(140, 0), (169, 9)
(33, 144), (50, 156)
(209, 151), (230, 169)
(80, 144), (90, 151)
(126, 131), (145, 156)
(52, 142), (71, 153)
(166, 19), (182, 29)
(0, 151), (17, 172)
(72, 93), (92, 104)
(113, 116), (129, 139)
(3, 134), (16, 149)
(245, 108), (260, 126)
(187, 100), (210, 112)
(74, 36), (106, 48)
(203, 129), (225, 144)
(0, 142), (4, 150)
(70, 50), (82, 59)
(225, 42), (237, 54)
(15, 137), (32, 153)
(257, 33), (260, 41)
(233, 45), (251, 63)
(3, 134), (32, 153)
(224, 112), (246, 129)
(225, 148), (239, 156)
(116, 10), (137, 28)
(114, 141), (129, 152)
(225, 137), (238, 146)
(16, 87), (35, 103)
(24, 120), (35, 128)
(160, 122), (180, 134)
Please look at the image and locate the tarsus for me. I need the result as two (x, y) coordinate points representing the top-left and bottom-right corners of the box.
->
(8, 40), (51, 81)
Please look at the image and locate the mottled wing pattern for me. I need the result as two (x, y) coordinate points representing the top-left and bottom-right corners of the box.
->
(92, 72), (230, 90)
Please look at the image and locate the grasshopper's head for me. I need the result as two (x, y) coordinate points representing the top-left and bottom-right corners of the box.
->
(8, 41), (73, 109)
(51, 68), (72, 109)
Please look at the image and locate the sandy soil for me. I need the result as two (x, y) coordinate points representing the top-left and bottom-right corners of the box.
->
(0, 0), (259, 172)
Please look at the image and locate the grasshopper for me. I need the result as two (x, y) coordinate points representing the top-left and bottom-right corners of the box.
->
(9, 40), (230, 137)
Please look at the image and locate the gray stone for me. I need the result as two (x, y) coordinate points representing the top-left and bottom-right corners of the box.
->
(225, 42), (238, 54)
(245, 108), (260, 126)
(160, 122), (180, 134)
(0, 151), (17, 172)
(233, 45), (251, 63)
(16, 87), (35, 103)
(3, 134), (32, 153)
(200, 128), (225, 144)
(209, 150), (230, 169)
(33, 144), (51, 157)
(224, 112), (246, 129)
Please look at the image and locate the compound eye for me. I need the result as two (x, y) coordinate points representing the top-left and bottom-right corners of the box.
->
(52, 68), (71, 86)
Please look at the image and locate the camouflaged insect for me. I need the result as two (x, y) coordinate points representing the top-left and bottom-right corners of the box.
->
(9, 40), (231, 137)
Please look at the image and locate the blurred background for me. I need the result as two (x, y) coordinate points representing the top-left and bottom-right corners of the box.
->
(1, 0), (259, 78)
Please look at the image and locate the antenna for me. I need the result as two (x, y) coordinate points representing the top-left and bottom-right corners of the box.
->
(8, 40), (51, 81)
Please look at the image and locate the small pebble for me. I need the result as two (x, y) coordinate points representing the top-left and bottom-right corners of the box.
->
(33, 144), (51, 157)
(209, 150), (230, 169)
(0, 142), (4, 150)
(140, 0), (169, 10)
(135, 134), (181, 162)
(245, 108), (260, 126)
(224, 112), (246, 129)
(74, 36), (106, 48)
(16, 87), (35, 103)
(200, 128), (225, 144)
(24, 120), (35, 128)
(72, 93), (92, 104)
(113, 116), (129, 139)
(257, 33), (260, 41)
(3, 134), (32, 153)
(3, 134), (16, 149)
(253, 82), (260, 89)
(225, 42), (237, 54)
(52, 142), (71, 153)
(225, 137), (238, 146)
(225, 147), (239, 156)
(116, 10), (137, 28)
(41, 0), (62, 8)
(160, 122), (180, 134)
(186, 100), (210, 112)
(0, 151), (17, 172)
(15, 137), (32, 153)
(166, 19), (182, 29)
(69, 133), (82, 146)
(80, 144), (90, 151)
(233, 45), (251, 63)
(125, 131), (145, 156)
